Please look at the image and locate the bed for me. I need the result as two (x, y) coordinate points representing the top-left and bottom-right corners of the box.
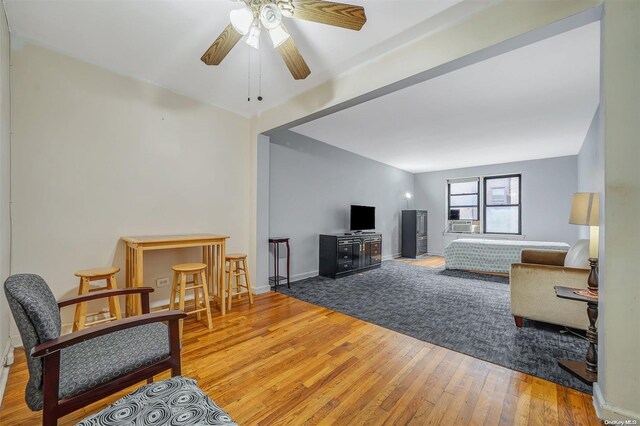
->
(444, 238), (570, 274)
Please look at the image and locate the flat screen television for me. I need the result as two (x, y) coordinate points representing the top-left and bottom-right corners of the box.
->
(350, 205), (375, 231)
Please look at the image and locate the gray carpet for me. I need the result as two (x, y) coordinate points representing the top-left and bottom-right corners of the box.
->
(279, 260), (591, 393)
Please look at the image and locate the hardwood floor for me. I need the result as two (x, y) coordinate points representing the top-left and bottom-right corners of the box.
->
(0, 292), (600, 425)
(395, 255), (446, 269)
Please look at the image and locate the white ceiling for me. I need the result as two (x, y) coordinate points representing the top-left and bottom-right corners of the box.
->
(291, 22), (601, 173)
(5, 0), (465, 117)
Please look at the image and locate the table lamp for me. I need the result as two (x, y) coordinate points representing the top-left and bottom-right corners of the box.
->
(569, 192), (600, 294)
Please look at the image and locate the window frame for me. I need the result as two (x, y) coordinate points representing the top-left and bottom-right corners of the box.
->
(447, 179), (480, 221)
(483, 173), (522, 235)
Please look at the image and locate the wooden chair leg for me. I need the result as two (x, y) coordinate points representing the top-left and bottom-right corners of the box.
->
(514, 316), (524, 328)
(107, 274), (122, 320)
(169, 271), (178, 310)
(72, 277), (82, 332)
(168, 318), (182, 376)
(193, 272), (202, 321)
(178, 272), (187, 340)
(222, 260), (229, 313)
(42, 351), (61, 426)
(243, 258), (254, 305)
(200, 270), (213, 330)
(228, 260), (235, 311)
(237, 262), (243, 301)
(75, 277), (90, 331)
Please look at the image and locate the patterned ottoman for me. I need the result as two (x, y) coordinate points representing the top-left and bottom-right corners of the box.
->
(77, 376), (237, 426)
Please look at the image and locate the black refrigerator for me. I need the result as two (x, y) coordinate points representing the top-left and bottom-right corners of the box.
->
(402, 210), (428, 258)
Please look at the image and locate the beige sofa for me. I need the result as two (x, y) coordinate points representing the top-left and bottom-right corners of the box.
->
(510, 246), (590, 330)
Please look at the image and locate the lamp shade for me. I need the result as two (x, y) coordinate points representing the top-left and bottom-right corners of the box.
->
(569, 192), (599, 226)
(229, 7), (254, 35)
(260, 3), (282, 30)
(269, 25), (289, 48)
(245, 24), (261, 49)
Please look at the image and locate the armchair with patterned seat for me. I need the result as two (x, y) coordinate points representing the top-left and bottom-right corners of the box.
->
(510, 239), (591, 330)
(4, 274), (186, 426)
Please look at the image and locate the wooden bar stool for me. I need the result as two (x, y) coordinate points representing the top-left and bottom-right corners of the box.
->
(170, 263), (213, 338)
(73, 267), (122, 331)
(225, 253), (253, 311)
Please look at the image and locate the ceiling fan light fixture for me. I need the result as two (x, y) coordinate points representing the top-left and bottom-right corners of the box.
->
(269, 25), (289, 48)
(229, 6), (254, 35)
(275, 0), (295, 17)
(260, 3), (282, 30)
(246, 24), (261, 49)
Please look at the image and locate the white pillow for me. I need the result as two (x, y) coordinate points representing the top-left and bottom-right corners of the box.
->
(564, 239), (590, 268)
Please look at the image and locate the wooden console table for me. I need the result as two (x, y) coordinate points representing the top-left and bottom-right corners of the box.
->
(554, 285), (598, 384)
(121, 234), (228, 316)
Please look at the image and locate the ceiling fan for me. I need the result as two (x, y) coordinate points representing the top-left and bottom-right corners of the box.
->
(201, 0), (367, 80)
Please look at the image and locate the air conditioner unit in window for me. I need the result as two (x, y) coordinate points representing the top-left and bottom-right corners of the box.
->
(450, 220), (473, 233)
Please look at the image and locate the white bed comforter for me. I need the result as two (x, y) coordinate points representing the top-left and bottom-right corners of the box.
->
(444, 238), (570, 274)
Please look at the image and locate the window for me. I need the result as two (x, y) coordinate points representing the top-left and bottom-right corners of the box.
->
(484, 174), (521, 234)
(448, 179), (479, 221)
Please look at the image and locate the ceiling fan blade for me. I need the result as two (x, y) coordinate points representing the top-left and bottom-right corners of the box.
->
(290, 1), (366, 31)
(276, 32), (311, 80)
(201, 24), (243, 65)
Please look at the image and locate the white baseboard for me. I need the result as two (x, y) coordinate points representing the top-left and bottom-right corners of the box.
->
(384, 252), (402, 261)
(593, 382), (605, 418)
(265, 254), (402, 289)
(252, 270), (317, 294)
(593, 382), (640, 422)
(0, 338), (14, 406)
(254, 284), (271, 294)
(9, 331), (22, 349)
(291, 270), (319, 282)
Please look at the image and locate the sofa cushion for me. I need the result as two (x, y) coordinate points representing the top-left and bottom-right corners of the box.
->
(59, 322), (169, 401)
(564, 239), (590, 268)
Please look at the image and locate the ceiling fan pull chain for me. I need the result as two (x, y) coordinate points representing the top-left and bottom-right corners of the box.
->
(258, 46), (263, 101)
(247, 46), (251, 102)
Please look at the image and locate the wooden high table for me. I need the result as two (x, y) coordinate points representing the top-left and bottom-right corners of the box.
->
(121, 234), (229, 316)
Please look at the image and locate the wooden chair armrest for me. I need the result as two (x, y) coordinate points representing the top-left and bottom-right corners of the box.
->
(520, 249), (567, 266)
(31, 310), (187, 358)
(57, 287), (154, 308)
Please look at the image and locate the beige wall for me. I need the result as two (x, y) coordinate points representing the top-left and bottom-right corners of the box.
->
(10, 42), (251, 329)
(0, 0), (12, 377)
(596, 0), (640, 421)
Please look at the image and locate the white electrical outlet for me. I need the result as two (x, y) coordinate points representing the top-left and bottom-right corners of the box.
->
(156, 277), (170, 288)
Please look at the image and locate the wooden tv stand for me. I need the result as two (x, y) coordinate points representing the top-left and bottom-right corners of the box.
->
(319, 233), (382, 279)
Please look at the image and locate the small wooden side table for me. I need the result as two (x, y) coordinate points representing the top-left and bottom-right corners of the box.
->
(554, 285), (598, 385)
(269, 237), (290, 291)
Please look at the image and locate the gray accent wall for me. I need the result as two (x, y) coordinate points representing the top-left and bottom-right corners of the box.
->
(577, 106), (604, 239)
(269, 130), (414, 280)
(413, 156), (580, 255)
